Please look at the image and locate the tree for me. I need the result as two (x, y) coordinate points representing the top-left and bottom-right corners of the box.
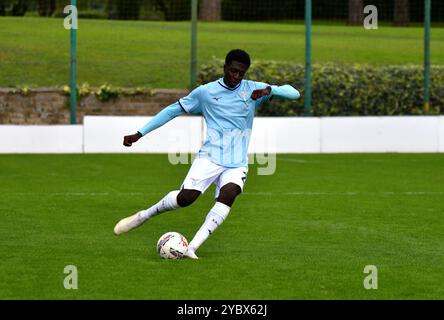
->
(199, 0), (221, 21)
(11, 0), (27, 16)
(108, 0), (141, 20)
(348, 0), (363, 25)
(37, 0), (56, 17)
(0, 0), (5, 16)
(0, 0), (28, 16)
(116, 0), (141, 20)
(394, 0), (410, 26)
(153, 0), (190, 21)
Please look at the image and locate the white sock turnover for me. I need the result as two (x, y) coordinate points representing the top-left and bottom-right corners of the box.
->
(188, 201), (231, 253)
(139, 190), (180, 221)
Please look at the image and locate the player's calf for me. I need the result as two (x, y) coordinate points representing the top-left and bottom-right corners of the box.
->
(177, 189), (201, 207)
(216, 183), (242, 207)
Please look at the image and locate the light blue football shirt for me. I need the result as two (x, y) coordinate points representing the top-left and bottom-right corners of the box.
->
(179, 78), (272, 168)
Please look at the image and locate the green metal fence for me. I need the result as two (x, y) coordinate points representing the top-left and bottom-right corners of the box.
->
(424, 0), (431, 112)
(65, 0), (433, 123)
(69, 0), (77, 124)
(0, 0), (438, 123)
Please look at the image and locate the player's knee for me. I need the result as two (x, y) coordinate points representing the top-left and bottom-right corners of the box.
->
(177, 189), (201, 207)
(217, 183), (242, 207)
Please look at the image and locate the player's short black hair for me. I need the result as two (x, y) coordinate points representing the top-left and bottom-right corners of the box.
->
(225, 49), (251, 68)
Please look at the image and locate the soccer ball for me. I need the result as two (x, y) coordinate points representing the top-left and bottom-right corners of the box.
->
(156, 232), (189, 259)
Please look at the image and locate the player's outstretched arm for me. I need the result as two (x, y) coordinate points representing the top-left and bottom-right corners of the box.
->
(269, 84), (300, 100)
(123, 132), (142, 147)
(123, 102), (186, 147)
(251, 84), (300, 101)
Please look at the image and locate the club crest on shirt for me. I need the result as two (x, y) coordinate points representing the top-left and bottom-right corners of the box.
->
(239, 91), (248, 101)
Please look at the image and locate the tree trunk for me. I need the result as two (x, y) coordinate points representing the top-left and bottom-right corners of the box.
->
(348, 0), (363, 25)
(394, 0), (410, 26)
(199, 0), (221, 21)
(37, 0), (46, 16)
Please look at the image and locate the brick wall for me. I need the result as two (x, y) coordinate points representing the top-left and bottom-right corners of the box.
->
(0, 88), (188, 124)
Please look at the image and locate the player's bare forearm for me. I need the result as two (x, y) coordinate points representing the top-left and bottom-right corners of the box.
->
(123, 132), (142, 147)
(251, 87), (271, 100)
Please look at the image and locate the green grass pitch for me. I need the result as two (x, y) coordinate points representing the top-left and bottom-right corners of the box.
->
(0, 153), (443, 299)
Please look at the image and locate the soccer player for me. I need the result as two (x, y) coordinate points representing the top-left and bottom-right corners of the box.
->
(114, 49), (300, 259)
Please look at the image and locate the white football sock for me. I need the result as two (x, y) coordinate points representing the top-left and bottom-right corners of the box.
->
(139, 190), (180, 221)
(188, 202), (231, 252)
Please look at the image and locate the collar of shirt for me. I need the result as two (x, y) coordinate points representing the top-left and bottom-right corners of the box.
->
(217, 78), (242, 91)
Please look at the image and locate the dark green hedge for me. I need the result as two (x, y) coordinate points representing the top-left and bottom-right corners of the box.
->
(198, 59), (444, 116)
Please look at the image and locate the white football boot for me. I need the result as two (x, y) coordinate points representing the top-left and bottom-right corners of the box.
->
(184, 248), (199, 260)
(113, 211), (145, 235)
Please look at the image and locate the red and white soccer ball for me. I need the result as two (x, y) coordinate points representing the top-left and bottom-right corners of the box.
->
(156, 232), (189, 259)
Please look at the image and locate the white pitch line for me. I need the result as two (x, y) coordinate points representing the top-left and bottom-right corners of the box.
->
(277, 158), (320, 163)
(4, 191), (444, 196)
(244, 191), (444, 196)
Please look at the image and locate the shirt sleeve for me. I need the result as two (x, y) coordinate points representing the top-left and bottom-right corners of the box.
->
(269, 84), (300, 100)
(253, 81), (301, 108)
(253, 81), (273, 108)
(138, 102), (185, 136)
(178, 86), (202, 114)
